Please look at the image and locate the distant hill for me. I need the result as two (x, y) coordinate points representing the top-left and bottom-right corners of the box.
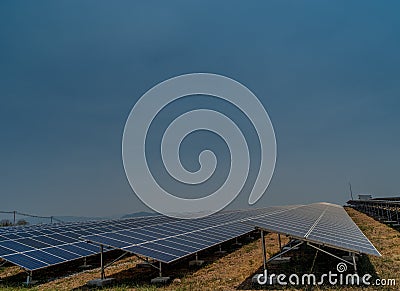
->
(0, 211), (156, 227)
(121, 211), (156, 219)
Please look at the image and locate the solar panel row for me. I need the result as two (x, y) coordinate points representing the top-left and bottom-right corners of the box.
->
(246, 203), (381, 256)
(0, 203), (380, 272)
(83, 206), (295, 263)
(0, 215), (177, 270)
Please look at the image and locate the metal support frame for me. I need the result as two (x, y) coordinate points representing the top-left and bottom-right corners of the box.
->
(307, 242), (355, 266)
(266, 241), (304, 264)
(100, 244), (105, 280)
(159, 261), (162, 277)
(131, 252), (164, 277)
(26, 270), (32, 285)
(261, 230), (267, 272)
(278, 234), (282, 252)
(352, 252), (357, 273)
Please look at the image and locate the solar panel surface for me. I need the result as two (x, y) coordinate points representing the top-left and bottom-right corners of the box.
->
(0, 202), (379, 271)
(83, 206), (295, 263)
(246, 202), (381, 256)
(0, 215), (177, 270)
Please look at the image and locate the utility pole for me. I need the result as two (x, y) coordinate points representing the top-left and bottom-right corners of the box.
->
(349, 182), (354, 200)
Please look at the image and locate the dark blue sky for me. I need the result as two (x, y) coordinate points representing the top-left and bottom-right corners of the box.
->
(1, 1), (399, 217)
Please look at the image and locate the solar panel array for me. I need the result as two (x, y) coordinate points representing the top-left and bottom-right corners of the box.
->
(246, 202), (381, 256)
(0, 202), (380, 272)
(82, 206), (296, 263)
(0, 215), (176, 270)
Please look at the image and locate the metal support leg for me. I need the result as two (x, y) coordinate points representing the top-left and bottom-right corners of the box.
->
(100, 245), (105, 280)
(159, 261), (162, 277)
(278, 234), (282, 252)
(261, 230), (267, 272)
(26, 271), (32, 285)
(195, 252), (198, 261)
(352, 253), (357, 273)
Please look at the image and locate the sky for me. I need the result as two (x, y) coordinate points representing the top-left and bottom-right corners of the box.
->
(1, 1), (400, 217)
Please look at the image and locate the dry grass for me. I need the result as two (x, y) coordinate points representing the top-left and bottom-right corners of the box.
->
(344, 207), (400, 289)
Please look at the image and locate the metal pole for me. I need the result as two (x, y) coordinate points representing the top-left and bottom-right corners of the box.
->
(13, 211), (16, 225)
(26, 271), (32, 285)
(278, 234), (282, 252)
(195, 252), (198, 261)
(51, 216), (53, 224)
(352, 253), (357, 273)
(159, 261), (162, 277)
(261, 230), (267, 272)
(100, 245), (105, 280)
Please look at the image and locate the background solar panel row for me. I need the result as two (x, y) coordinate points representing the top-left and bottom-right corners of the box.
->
(0, 215), (178, 270)
(246, 203), (381, 256)
(83, 206), (296, 263)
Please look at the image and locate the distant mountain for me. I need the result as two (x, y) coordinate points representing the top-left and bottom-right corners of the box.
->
(121, 211), (156, 219)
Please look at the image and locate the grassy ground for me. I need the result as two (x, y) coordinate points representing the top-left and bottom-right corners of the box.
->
(0, 208), (399, 290)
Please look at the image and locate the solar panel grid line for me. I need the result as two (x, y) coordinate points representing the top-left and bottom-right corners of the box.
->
(155, 239), (199, 253)
(304, 208), (328, 238)
(171, 235), (210, 248)
(249, 216), (312, 237)
(306, 228), (367, 243)
(2, 253), (48, 270)
(4, 251), (50, 269)
(305, 233), (375, 250)
(238, 205), (305, 224)
(310, 223), (370, 243)
(167, 236), (209, 249)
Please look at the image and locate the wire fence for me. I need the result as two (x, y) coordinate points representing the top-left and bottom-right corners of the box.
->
(0, 210), (64, 225)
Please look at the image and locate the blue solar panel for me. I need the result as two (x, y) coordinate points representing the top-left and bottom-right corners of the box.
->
(125, 245), (178, 262)
(0, 236), (9, 242)
(107, 233), (145, 245)
(34, 235), (65, 246)
(0, 245), (14, 256)
(74, 242), (100, 253)
(155, 239), (198, 253)
(1, 233), (22, 240)
(3, 253), (48, 270)
(82, 208), (282, 263)
(59, 244), (94, 257)
(0, 240), (34, 252)
(25, 250), (65, 265)
(42, 247), (80, 261)
(246, 203), (381, 257)
(16, 238), (51, 249)
(0, 214), (179, 271)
